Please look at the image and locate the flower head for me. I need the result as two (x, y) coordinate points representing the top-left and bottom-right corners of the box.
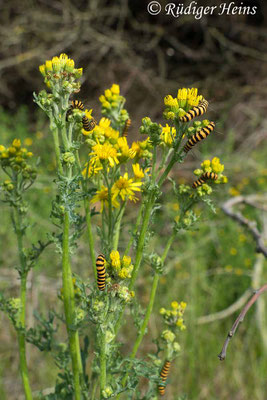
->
(112, 173), (142, 202)
(160, 124), (176, 147)
(90, 142), (120, 167)
(91, 186), (119, 212)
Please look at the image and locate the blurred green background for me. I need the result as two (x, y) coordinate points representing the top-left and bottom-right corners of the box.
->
(0, 0), (267, 399)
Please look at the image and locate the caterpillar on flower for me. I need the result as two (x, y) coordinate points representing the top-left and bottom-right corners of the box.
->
(122, 118), (131, 137)
(66, 100), (84, 120)
(158, 360), (171, 396)
(82, 116), (97, 132)
(192, 171), (218, 188)
(179, 99), (209, 123)
(96, 254), (106, 291)
(183, 122), (215, 153)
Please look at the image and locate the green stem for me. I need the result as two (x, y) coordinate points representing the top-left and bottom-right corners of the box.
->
(129, 197), (154, 291)
(18, 276), (32, 400)
(118, 233), (175, 396)
(99, 328), (107, 398)
(123, 202), (144, 257)
(62, 212), (83, 400)
(51, 126), (63, 174)
(75, 151), (96, 279)
(114, 195), (154, 336)
(14, 210), (32, 400)
(85, 199), (97, 279)
(113, 202), (126, 251)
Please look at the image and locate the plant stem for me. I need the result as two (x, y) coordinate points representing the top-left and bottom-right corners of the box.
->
(129, 196), (154, 291)
(14, 209), (32, 400)
(85, 198), (97, 279)
(51, 126), (63, 174)
(117, 233), (175, 397)
(62, 212), (83, 400)
(113, 202), (126, 251)
(99, 328), (107, 398)
(75, 150), (97, 279)
(123, 202), (144, 257)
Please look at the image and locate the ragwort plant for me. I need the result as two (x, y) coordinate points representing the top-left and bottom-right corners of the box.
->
(0, 54), (227, 399)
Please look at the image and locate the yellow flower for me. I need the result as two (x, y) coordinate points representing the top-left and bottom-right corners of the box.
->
(122, 255), (132, 268)
(90, 142), (120, 167)
(110, 250), (121, 269)
(110, 84), (120, 95)
(82, 161), (103, 178)
(177, 87), (202, 108)
(105, 89), (112, 99)
(130, 138), (151, 159)
(229, 187), (240, 197)
(115, 137), (131, 160)
(132, 163), (145, 180)
(201, 159), (211, 171)
(39, 64), (46, 76)
(24, 138), (33, 146)
(112, 173), (142, 202)
(0, 145), (6, 153)
(91, 186), (119, 212)
(118, 266), (133, 279)
(230, 247), (237, 256)
(211, 157), (224, 173)
(180, 301), (187, 309)
(12, 139), (21, 148)
(160, 124), (176, 146)
(171, 301), (179, 310)
(164, 95), (178, 107)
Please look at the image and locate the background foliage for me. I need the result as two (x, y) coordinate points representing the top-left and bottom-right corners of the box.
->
(0, 1), (266, 399)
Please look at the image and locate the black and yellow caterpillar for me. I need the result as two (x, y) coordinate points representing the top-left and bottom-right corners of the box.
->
(179, 99), (209, 123)
(82, 116), (96, 132)
(192, 171), (218, 188)
(96, 254), (106, 291)
(66, 100), (84, 120)
(158, 360), (171, 396)
(183, 122), (215, 153)
(122, 118), (131, 137)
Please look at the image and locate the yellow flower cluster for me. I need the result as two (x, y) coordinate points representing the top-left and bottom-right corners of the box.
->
(160, 124), (176, 147)
(99, 84), (129, 126)
(0, 139), (36, 181)
(39, 53), (82, 89)
(177, 88), (202, 108)
(91, 165), (144, 212)
(164, 88), (203, 120)
(39, 53), (82, 77)
(108, 251), (133, 280)
(160, 300), (187, 331)
(194, 157), (228, 184)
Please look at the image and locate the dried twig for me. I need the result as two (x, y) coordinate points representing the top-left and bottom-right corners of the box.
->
(222, 194), (267, 257)
(218, 284), (267, 361)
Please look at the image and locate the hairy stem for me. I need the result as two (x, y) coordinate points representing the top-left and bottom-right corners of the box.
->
(118, 233), (175, 395)
(15, 210), (32, 400)
(75, 150), (96, 279)
(85, 199), (97, 279)
(62, 212), (83, 399)
(99, 328), (107, 398)
(51, 126), (63, 174)
(113, 202), (126, 251)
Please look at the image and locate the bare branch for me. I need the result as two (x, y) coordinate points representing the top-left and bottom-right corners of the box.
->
(222, 194), (267, 257)
(218, 284), (267, 361)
